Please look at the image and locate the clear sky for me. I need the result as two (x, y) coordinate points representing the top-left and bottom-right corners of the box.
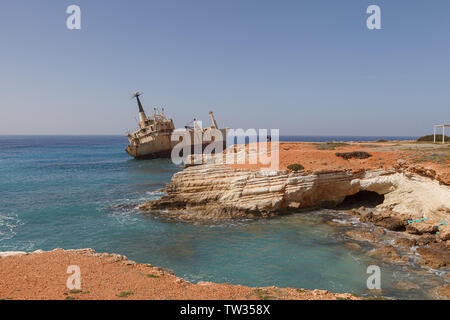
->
(0, 0), (449, 135)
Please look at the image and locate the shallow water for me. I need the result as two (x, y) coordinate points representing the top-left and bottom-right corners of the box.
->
(0, 136), (445, 299)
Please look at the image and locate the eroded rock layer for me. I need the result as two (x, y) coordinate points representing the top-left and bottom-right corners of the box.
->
(140, 164), (450, 221)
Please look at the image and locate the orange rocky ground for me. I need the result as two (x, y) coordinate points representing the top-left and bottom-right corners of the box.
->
(229, 141), (450, 184)
(0, 249), (359, 300)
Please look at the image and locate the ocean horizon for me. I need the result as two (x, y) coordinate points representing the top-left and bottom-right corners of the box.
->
(0, 134), (418, 142)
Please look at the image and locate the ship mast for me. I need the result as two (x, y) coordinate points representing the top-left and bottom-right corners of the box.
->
(209, 111), (218, 129)
(132, 91), (147, 128)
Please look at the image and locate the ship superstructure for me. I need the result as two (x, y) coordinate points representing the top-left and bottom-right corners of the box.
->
(125, 92), (227, 159)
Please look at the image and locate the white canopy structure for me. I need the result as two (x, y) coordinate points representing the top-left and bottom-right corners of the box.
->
(433, 124), (450, 144)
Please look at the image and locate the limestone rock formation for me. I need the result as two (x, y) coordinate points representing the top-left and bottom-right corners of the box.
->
(140, 164), (450, 222)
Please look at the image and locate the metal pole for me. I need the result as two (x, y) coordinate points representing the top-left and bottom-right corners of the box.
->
(443, 126), (446, 144)
(434, 126), (436, 143)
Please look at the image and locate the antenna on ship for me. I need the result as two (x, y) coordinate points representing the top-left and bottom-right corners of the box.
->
(132, 91), (147, 128)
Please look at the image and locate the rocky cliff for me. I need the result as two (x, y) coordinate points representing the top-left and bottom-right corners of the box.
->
(140, 164), (450, 223)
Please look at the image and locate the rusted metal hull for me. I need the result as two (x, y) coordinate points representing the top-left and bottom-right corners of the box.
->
(126, 129), (228, 160)
(125, 146), (173, 159)
(126, 142), (228, 160)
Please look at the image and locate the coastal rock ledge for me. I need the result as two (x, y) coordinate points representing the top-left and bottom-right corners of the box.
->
(0, 249), (359, 300)
(140, 164), (450, 221)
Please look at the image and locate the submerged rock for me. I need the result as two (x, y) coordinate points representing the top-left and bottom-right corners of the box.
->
(345, 230), (378, 243)
(416, 246), (450, 269)
(393, 238), (417, 248)
(394, 281), (420, 291)
(367, 245), (409, 264)
(345, 242), (362, 251)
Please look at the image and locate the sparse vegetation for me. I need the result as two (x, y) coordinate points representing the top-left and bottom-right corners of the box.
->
(117, 291), (135, 298)
(287, 163), (305, 171)
(336, 151), (372, 160)
(417, 134), (450, 143)
(253, 289), (274, 300)
(358, 144), (378, 148)
(364, 296), (391, 300)
(65, 296), (76, 300)
(146, 274), (159, 278)
(409, 148), (450, 164)
(69, 289), (82, 294)
(316, 142), (349, 150)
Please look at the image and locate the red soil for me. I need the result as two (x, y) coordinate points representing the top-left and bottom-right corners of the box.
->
(0, 249), (359, 300)
(228, 142), (449, 184)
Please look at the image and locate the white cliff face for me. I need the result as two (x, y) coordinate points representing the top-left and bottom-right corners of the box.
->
(365, 173), (450, 221)
(141, 164), (450, 221)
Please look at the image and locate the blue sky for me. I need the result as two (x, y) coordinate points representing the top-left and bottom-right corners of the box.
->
(0, 0), (449, 135)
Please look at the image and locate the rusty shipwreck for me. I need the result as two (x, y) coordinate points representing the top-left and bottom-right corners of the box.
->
(125, 92), (227, 159)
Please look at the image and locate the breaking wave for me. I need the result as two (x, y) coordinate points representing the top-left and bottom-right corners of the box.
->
(0, 212), (23, 242)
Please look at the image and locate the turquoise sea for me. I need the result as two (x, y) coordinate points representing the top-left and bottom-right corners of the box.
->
(0, 135), (445, 300)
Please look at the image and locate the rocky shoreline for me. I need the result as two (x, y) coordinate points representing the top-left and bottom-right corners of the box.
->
(334, 208), (449, 299)
(139, 142), (450, 299)
(0, 249), (360, 300)
(2, 142), (447, 300)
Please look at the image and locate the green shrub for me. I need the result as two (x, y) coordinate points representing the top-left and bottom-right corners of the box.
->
(336, 151), (372, 160)
(252, 289), (274, 300)
(69, 289), (82, 294)
(287, 163), (305, 171)
(117, 291), (135, 298)
(316, 142), (349, 150)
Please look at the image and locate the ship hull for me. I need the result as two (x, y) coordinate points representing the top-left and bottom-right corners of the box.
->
(126, 129), (228, 160)
(125, 146), (173, 159)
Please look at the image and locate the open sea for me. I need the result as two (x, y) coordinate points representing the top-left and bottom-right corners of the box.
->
(1, 135), (446, 300)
